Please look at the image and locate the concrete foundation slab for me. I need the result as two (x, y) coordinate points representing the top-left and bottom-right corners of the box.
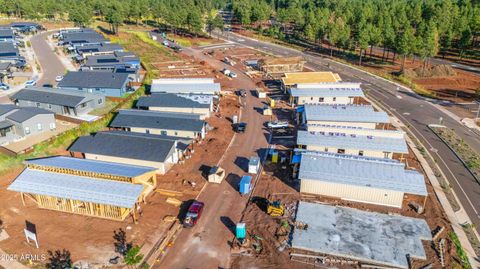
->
(291, 202), (432, 269)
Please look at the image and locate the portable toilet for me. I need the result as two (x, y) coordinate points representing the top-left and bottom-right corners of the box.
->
(236, 223), (246, 239)
(248, 156), (260, 174)
(239, 175), (252, 195)
(270, 98), (275, 108)
(271, 150), (279, 163)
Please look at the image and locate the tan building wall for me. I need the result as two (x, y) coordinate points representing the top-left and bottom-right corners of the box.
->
(306, 120), (378, 129)
(300, 179), (404, 208)
(305, 145), (393, 159)
(84, 153), (170, 174)
(129, 127), (200, 139)
(295, 96), (353, 105)
(148, 106), (210, 119)
(306, 125), (405, 139)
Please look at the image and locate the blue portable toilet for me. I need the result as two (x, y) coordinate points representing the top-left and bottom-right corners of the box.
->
(239, 175), (252, 195)
(236, 223), (246, 239)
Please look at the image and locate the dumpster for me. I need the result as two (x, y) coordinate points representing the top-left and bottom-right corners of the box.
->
(248, 156), (260, 174)
(236, 223), (246, 239)
(239, 175), (252, 195)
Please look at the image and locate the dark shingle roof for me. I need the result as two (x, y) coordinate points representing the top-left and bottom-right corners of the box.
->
(11, 87), (96, 107)
(6, 107), (53, 123)
(0, 42), (18, 55)
(62, 31), (107, 43)
(0, 104), (18, 116)
(110, 109), (205, 132)
(68, 131), (178, 163)
(77, 43), (123, 54)
(58, 71), (129, 89)
(0, 29), (14, 38)
(136, 93), (211, 109)
(0, 120), (13, 129)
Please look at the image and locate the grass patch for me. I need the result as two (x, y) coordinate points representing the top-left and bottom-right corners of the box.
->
(450, 232), (473, 269)
(89, 99), (120, 116)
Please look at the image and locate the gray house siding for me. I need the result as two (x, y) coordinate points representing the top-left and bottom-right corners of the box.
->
(61, 86), (127, 97)
(11, 114), (55, 137)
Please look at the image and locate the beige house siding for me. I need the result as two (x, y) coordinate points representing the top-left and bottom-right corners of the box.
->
(84, 153), (169, 174)
(306, 120), (378, 129)
(305, 145), (392, 159)
(295, 96), (353, 105)
(129, 127), (200, 139)
(300, 179), (404, 208)
(148, 106), (211, 118)
(306, 125), (405, 138)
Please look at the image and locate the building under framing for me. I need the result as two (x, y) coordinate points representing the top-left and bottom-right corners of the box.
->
(8, 156), (157, 221)
(258, 56), (306, 75)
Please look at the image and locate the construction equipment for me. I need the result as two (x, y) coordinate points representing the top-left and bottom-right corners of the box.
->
(267, 200), (285, 217)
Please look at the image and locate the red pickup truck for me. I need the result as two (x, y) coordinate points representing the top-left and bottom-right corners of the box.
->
(183, 201), (205, 228)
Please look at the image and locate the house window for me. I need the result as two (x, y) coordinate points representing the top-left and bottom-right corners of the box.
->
(324, 147), (328, 152)
(337, 149), (345, 154)
(174, 132), (178, 136)
(161, 130), (167, 135)
(310, 97), (313, 101)
(145, 129), (150, 134)
(36, 102), (40, 107)
(383, 152), (391, 158)
(80, 103), (87, 108)
(319, 97), (324, 102)
(98, 99), (103, 104)
(37, 123), (42, 131)
(359, 150), (364, 156)
(332, 97), (337, 102)
(48, 104), (52, 109)
(49, 122), (56, 130)
(25, 127), (30, 134)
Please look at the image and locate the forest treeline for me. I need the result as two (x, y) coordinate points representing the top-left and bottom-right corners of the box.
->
(1, 0), (479, 67)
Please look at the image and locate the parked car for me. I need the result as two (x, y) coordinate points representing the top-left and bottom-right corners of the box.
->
(24, 79), (36, 87)
(0, 83), (10, 90)
(235, 122), (247, 133)
(237, 89), (247, 97)
(267, 121), (289, 129)
(183, 201), (205, 228)
(229, 72), (237, 78)
(222, 68), (231, 75)
(55, 75), (64, 82)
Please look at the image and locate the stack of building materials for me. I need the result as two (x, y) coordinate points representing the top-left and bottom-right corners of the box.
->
(8, 156), (157, 221)
(291, 202), (432, 268)
(258, 56), (306, 75)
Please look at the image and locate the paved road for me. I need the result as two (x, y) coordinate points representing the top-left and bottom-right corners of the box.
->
(154, 47), (270, 268)
(30, 31), (66, 86)
(215, 31), (480, 234)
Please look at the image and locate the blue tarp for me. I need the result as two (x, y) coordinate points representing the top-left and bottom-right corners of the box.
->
(291, 154), (302, 164)
(296, 106), (305, 113)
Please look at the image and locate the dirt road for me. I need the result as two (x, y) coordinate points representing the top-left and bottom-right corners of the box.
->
(154, 48), (270, 269)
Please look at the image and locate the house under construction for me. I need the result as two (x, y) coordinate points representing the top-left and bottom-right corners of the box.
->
(258, 56), (306, 75)
(8, 156), (157, 221)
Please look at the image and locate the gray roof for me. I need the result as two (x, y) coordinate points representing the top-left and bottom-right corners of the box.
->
(292, 202), (431, 269)
(84, 54), (139, 67)
(8, 168), (143, 208)
(26, 156), (156, 178)
(136, 93), (212, 109)
(68, 131), (178, 163)
(0, 104), (17, 116)
(76, 43), (123, 54)
(0, 29), (14, 38)
(151, 78), (220, 94)
(304, 104), (389, 123)
(11, 87), (101, 107)
(0, 120), (13, 129)
(110, 109), (205, 132)
(62, 31), (107, 44)
(0, 61), (11, 70)
(0, 41), (18, 55)
(58, 71), (129, 89)
(298, 151), (427, 195)
(289, 87), (365, 97)
(6, 107), (53, 123)
(297, 130), (408, 153)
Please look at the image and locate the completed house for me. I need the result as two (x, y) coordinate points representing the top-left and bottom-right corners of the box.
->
(297, 130), (408, 159)
(136, 93), (213, 118)
(57, 71), (131, 97)
(298, 151), (427, 208)
(289, 82), (365, 105)
(11, 87), (105, 117)
(75, 43), (124, 58)
(60, 30), (107, 47)
(0, 41), (22, 64)
(69, 131), (190, 174)
(0, 104), (55, 145)
(82, 52), (140, 71)
(110, 109), (206, 139)
(150, 78), (221, 95)
(301, 104), (390, 129)
(0, 28), (14, 42)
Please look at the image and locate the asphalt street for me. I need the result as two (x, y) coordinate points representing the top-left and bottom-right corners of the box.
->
(217, 31), (480, 234)
(30, 31), (66, 86)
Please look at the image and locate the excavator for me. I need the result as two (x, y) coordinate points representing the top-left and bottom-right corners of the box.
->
(267, 200), (284, 217)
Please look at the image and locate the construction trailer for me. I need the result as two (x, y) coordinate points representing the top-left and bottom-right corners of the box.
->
(7, 156), (158, 221)
(258, 56), (306, 75)
(239, 175), (252, 195)
(248, 156), (260, 174)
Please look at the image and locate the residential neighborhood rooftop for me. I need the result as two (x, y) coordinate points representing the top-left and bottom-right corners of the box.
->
(297, 130), (409, 153)
(110, 109), (205, 132)
(11, 87), (101, 107)
(298, 151), (427, 195)
(6, 107), (53, 123)
(68, 131), (178, 163)
(8, 168), (143, 208)
(25, 156), (157, 178)
(304, 104), (390, 123)
(136, 93), (212, 109)
(292, 202), (431, 269)
(57, 71), (129, 89)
